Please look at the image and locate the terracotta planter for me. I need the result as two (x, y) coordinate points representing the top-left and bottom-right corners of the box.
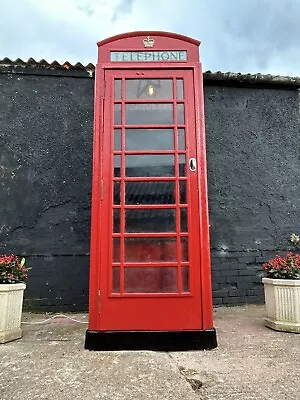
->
(0, 283), (26, 343)
(262, 277), (300, 333)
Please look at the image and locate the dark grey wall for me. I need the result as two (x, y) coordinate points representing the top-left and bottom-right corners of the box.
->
(205, 85), (300, 304)
(0, 71), (93, 311)
(0, 68), (299, 310)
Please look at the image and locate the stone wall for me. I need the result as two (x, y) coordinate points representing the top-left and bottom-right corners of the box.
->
(205, 85), (300, 304)
(1, 64), (299, 310)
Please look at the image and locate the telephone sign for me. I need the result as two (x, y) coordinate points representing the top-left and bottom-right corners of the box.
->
(110, 50), (188, 62)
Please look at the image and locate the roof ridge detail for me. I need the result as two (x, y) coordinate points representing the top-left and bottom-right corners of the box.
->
(0, 57), (96, 70)
(0, 58), (300, 87)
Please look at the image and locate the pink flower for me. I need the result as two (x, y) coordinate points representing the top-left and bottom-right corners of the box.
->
(263, 252), (300, 279)
(0, 254), (30, 283)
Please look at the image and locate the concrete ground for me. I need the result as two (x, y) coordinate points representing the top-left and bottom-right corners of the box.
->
(0, 305), (299, 400)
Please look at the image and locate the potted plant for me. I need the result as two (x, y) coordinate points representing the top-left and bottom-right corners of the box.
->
(262, 234), (300, 333)
(0, 254), (30, 343)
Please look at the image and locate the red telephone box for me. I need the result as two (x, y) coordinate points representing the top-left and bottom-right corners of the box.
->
(85, 31), (217, 351)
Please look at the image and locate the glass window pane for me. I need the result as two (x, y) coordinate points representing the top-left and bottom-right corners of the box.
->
(179, 154), (186, 176)
(113, 210), (120, 233)
(126, 79), (173, 99)
(180, 208), (188, 232)
(176, 79), (184, 100)
(124, 267), (178, 293)
(182, 266), (189, 292)
(114, 129), (121, 151)
(125, 209), (176, 233)
(181, 237), (188, 261)
(114, 155), (121, 177)
(125, 237), (177, 262)
(113, 238), (120, 262)
(125, 103), (173, 125)
(126, 155), (174, 177)
(126, 181), (175, 205)
(113, 181), (120, 204)
(177, 103), (184, 124)
(125, 129), (174, 150)
(178, 128), (185, 150)
(112, 267), (120, 293)
(114, 104), (121, 125)
(114, 79), (122, 100)
(179, 181), (186, 204)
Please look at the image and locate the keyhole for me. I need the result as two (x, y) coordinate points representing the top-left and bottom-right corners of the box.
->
(189, 158), (197, 171)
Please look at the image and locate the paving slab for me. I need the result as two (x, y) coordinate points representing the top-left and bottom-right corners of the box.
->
(0, 305), (299, 400)
(172, 305), (300, 400)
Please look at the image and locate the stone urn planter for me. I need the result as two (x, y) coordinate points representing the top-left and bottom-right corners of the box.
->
(0, 283), (26, 343)
(0, 255), (30, 344)
(262, 278), (300, 333)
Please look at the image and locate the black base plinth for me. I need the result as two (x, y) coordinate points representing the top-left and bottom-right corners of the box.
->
(85, 329), (217, 351)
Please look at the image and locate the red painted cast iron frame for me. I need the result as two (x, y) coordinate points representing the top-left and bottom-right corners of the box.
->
(88, 31), (213, 331)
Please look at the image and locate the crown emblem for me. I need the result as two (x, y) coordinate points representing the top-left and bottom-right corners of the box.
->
(143, 36), (155, 48)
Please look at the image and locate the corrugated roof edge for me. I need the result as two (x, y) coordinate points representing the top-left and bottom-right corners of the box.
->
(0, 57), (95, 78)
(1, 58), (300, 88)
(0, 57), (95, 70)
(203, 70), (300, 88)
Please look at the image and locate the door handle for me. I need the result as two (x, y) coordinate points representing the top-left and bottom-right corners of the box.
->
(189, 158), (197, 172)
